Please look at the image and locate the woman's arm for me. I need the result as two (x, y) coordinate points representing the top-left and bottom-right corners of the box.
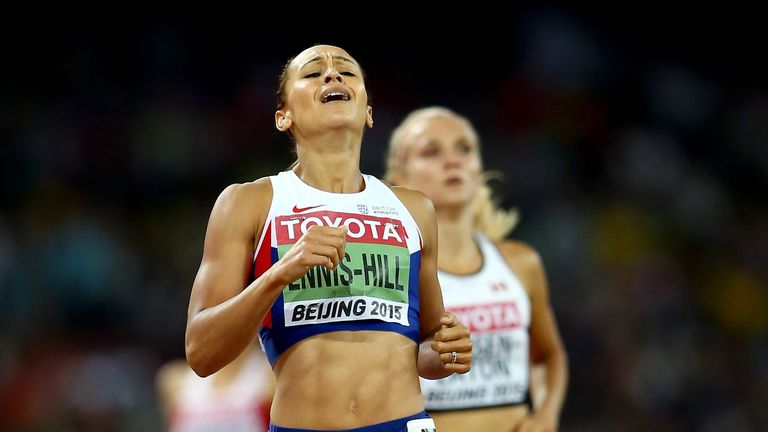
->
(393, 187), (472, 379)
(185, 180), (278, 376)
(155, 360), (187, 422)
(501, 241), (568, 430)
(185, 179), (347, 376)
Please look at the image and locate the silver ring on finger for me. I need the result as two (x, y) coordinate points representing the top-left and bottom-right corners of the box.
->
(451, 351), (458, 364)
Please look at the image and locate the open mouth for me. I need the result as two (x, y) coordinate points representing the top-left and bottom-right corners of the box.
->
(445, 177), (464, 186)
(321, 87), (351, 103)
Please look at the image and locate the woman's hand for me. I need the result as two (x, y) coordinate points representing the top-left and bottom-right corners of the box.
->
(431, 311), (472, 374)
(272, 225), (347, 286)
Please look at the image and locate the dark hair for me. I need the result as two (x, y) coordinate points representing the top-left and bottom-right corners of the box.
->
(276, 57), (294, 111)
(276, 57), (296, 145)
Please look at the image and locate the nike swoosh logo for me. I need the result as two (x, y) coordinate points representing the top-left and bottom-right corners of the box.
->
(292, 204), (325, 213)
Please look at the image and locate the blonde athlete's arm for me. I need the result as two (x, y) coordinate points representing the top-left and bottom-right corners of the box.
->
(500, 241), (568, 432)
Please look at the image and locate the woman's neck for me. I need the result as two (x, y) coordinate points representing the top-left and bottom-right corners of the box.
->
(294, 132), (363, 193)
(435, 205), (482, 274)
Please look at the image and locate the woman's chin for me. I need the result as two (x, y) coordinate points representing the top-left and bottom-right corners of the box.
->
(433, 199), (471, 211)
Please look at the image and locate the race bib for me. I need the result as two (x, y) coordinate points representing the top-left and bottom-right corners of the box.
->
(405, 418), (436, 432)
(276, 211), (412, 327)
(422, 302), (530, 409)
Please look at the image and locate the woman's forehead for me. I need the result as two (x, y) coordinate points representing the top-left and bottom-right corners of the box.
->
(404, 116), (479, 148)
(411, 115), (467, 136)
(291, 45), (358, 71)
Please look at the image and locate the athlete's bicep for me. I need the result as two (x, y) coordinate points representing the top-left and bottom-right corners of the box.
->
(501, 242), (563, 362)
(392, 186), (445, 339)
(188, 183), (266, 316)
(526, 255), (563, 363)
(418, 241), (445, 340)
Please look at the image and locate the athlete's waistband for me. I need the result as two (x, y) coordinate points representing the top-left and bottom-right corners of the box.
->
(426, 400), (531, 413)
(269, 410), (433, 432)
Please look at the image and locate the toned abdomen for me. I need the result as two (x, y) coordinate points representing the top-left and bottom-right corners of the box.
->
(270, 331), (424, 429)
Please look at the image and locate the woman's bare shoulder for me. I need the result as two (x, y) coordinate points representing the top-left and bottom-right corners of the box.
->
(495, 240), (540, 265)
(495, 240), (545, 288)
(389, 185), (434, 216)
(217, 177), (274, 208)
(206, 177), (274, 226)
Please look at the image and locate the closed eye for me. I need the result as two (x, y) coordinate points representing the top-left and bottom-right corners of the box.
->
(341, 71), (356, 77)
(456, 138), (475, 154)
(303, 72), (321, 78)
(420, 147), (440, 158)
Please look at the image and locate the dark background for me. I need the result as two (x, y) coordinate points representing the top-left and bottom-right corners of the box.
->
(2, 10), (767, 431)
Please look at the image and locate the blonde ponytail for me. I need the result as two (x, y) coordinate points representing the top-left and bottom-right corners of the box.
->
(470, 176), (519, 241)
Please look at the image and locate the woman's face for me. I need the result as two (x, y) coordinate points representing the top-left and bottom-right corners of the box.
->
(277, 45), (372, 137)
(397, 115), (483, 209)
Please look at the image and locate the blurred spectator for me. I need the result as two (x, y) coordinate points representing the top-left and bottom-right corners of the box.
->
(1, 12), (766, 430)
(156, 346), (273, 432)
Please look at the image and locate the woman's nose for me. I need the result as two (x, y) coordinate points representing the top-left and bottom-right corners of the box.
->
(444, 152), (462, 168)
(324, 68), (342, 83)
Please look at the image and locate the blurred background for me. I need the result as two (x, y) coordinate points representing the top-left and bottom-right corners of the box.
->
(1, 9), (767, 431)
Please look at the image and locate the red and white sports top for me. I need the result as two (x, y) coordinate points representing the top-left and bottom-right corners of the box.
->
(255, 171), (424, 366)
(420, 233), (532, 411)
(168, 350), (271, 432)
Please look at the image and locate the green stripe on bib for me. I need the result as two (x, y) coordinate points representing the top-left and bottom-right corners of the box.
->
(280, 242), (411, 304)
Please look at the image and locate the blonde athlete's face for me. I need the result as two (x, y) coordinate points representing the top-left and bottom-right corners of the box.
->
(277, 45), (372, 137)
(398, 116), (483, 209)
